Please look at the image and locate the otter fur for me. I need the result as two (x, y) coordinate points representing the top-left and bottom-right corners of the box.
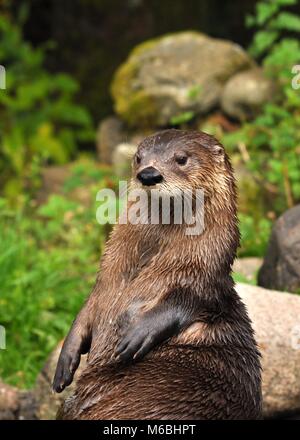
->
(53, 129), (262, 420)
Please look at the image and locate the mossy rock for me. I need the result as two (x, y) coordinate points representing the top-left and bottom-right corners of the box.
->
(111, 31), (254, 128)
(221, 68), (277, 121)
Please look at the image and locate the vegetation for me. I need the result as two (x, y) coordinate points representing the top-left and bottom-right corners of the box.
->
(0, 160), (117, 388)
(221, 0), (300, 256)
(0, 12), (93, 200)
(0, 13), (98, 386)
(224, 0), (300, 215)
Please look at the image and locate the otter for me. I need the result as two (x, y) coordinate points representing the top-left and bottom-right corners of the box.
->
(53, 129), (262, 420)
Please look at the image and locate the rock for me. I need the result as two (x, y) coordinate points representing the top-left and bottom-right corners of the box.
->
(37, 160), (109, 207)
(233, 257), (262, 283)
(0, 381), (36, 420)
(33, 341), (87, 420)
(221, 68), (276, 121)
(36, 165), (71, 204)
(112, 142), (137, 179)
(96, 116), (125, 164)
(237, 283), (300, 418)
(0, 381), (20, 420)
(19, 391), (37, 420)
(111, 31), (254, 127)
(258, 205), (300, 293)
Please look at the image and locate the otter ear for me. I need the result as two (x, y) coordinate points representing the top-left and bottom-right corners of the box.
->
(211, 144), (224, 162)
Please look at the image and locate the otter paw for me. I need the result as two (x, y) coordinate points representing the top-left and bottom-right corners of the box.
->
(52, 351), (80, 393)
(115, 312), (179, 363)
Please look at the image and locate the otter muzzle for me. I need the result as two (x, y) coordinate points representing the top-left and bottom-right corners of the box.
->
(137, 166), (163, 186)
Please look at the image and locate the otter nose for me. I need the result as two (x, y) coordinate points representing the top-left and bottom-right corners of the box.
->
(137, 166), (163, 186)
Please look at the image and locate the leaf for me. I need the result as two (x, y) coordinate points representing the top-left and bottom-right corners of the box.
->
(245, 14), (256, 28)
(256, 2), (279, 25)
(170, 111), (195, 126)
(187, 85), (202, 100)
(271, 12), (300, 32)
(273, 0), (297, 6)
(249, 30), (279, 56)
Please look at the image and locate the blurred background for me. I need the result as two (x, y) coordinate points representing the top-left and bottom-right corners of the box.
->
(0, 0), (300, 419)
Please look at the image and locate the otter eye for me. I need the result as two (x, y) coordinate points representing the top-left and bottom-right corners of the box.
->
(175, 155), (188, 166)
(135, 154), (141, 165)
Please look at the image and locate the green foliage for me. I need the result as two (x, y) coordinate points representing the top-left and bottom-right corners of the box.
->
(0, 12), (94, 199)
(238, 213), (272, 257)
(247, 0), (300, 57)
(170, 111), (195, 126)
(224, 0), (300, 215)
(0, 161), (116, 388)
(187, 84), (202, 100)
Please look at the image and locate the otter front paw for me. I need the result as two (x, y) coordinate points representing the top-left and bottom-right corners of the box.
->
(115, 308), (180, 363)
(52, 348), (81, 393)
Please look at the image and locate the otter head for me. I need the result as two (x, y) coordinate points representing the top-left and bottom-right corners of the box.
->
(132, 129), (234, 201)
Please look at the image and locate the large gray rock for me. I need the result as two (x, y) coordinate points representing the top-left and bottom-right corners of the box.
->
(237, 283), (300, 418)
(96, 116), (125, 164)
(0, 381), (36, 420)
(258, 205), (300, 293)
(221, 68), (275, 120)
(0, 381), (20, 420)
(111, 31), (254, 127)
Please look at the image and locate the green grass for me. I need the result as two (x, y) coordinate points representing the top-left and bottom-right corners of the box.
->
(0, 193), (104, 388)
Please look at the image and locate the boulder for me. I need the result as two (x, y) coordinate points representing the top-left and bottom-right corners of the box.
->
(237, 283), (300, 418)
(0, 381), (20, 420)
(112, 142), (137, 179)
(111, 31), (254, 127)
(221, 68), (276, 121)
(36, 165), (71, 204)
(96, 116), (125, 164)
(0, 381), (36, 420)
(258, 205), (300, 293)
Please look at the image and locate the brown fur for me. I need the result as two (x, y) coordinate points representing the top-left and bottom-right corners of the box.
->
(54, 129), (262, 420)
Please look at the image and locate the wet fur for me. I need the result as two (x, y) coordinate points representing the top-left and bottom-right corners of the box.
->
(55, 129), (262, 420)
